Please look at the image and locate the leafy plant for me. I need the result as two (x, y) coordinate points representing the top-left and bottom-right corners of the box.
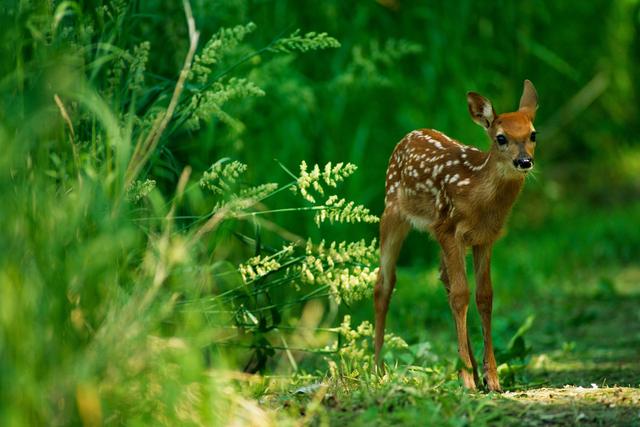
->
(0, 1), (358, 424)
(496, 315), (535, 387)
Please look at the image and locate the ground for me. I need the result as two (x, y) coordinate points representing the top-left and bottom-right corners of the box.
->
(262, 272), (640, 426)
(497, 295), (640, 426)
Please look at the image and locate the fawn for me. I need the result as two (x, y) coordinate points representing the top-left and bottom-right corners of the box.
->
(374, 80), (538, 391)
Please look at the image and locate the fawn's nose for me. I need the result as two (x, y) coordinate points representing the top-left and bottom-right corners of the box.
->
(513, 157), (534, 170)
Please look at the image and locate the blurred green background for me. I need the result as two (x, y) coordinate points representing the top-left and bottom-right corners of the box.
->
(87, 0), (640, 258)
(4, 1), (640, 244)
(2, 1), (640, 425)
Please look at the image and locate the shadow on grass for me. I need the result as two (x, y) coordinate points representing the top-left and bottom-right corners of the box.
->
(490, 293), (640, 426)
(496, 389), (640, 426)
(527, 294), (640, 386)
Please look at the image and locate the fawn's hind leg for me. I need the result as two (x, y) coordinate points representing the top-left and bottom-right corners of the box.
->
(374, 207), (410, 368)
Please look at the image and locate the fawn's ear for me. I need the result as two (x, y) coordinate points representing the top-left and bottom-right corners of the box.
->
(467, 92), (496, 129)
(519, 79), (538, 121)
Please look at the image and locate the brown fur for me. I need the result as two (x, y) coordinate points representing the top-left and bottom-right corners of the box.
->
(374, 80), (538, 391)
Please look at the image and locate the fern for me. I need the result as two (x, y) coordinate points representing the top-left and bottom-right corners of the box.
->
(239, 244), (295, 283)
(190, 22), (257, 84)
(315, 195), (379, 226)
(236, 182), (279, 200)
(200, 160), (248, 194)
(292, 161), (357, 203)
(336, 38), (423, 87)
(269, 29), (341, 53)
(126, 179), (156, 202)
(129, 41), (150, 93)
(186, 77), (265, 130)
(179, 24), (340, 135)
(292, 238), (379, 304)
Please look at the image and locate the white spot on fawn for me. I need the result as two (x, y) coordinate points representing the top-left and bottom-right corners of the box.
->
(464, 154), (491, 171)
(431, 164), (444, 179)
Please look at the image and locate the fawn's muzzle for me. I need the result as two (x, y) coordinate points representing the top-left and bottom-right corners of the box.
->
(513, 157), (534, 170)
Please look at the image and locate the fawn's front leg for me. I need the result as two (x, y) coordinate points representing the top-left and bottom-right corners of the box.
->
(472, 244), (501, 392)
(439, 257), (480, 386)
(440, 235), (477, 390)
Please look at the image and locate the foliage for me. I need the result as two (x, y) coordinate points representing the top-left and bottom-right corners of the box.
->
(268, 29), (340, 53)
(2, 0), (640, 426)
(190, 22), (258, 84)
(0, 1), (355, 424)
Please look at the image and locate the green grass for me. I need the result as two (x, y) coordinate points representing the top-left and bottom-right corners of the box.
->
(241, 203), (640, 426)
(254, 272), (640, 426)
(2, 1), (640, 426)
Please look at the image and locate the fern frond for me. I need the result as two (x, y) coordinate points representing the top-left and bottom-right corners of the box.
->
(129, 41), (151, 92)
(186, 77), (265, 130)
(314, 196), (379, 226)
(292, 238), (379, 304)
(269, 30), (340, 53)
(200, 160), (247, 194)
(336, 38), (422, 87)
(126, 179), (156, 202)
(190, 22), (257, 84)
(293, 161), (357, 203)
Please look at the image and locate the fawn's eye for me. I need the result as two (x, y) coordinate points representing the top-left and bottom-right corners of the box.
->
(530, 131), (536, 142)
(496, 134), (508, 145)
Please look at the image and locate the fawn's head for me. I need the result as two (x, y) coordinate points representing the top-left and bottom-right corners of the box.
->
(467, 80), (538, 174)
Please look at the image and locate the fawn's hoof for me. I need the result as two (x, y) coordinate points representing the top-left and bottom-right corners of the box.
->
(460, 371), (477, 390)
(484, 375), (502, 393)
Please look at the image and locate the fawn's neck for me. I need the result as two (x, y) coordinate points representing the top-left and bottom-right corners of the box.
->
(471, 147), (525, 210)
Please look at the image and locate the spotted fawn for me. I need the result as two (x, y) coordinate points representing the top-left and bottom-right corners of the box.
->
(374, 80), (539, 391)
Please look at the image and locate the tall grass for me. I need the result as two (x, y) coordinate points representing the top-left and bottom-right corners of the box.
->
(0, 1), (381, 424)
